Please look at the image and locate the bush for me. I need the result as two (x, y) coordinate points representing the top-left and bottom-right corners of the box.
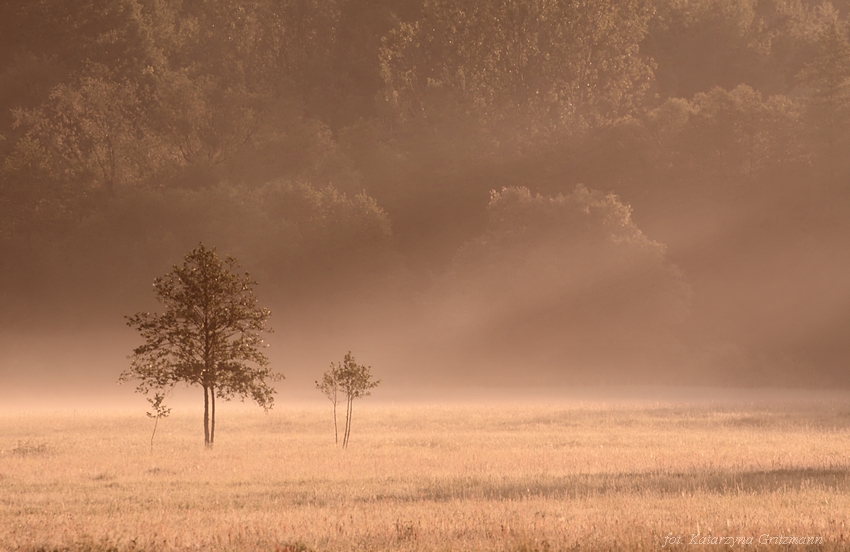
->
(434, 185), (691, 380)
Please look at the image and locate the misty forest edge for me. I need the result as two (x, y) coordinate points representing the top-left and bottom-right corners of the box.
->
(2, 0), (850, 390)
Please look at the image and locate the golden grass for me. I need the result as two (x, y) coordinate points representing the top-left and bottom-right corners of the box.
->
(1, 400), (849, 551)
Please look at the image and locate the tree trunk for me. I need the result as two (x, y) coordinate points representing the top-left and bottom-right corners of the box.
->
(342, 398), (348, 448)
(333, 398), (338, 445)
(210, 384), (216, 447)
(203, 384), (211, 448)
(343, 397), (353, 448)
(346, 399), (352, 447)
(150, 415), (159, 453)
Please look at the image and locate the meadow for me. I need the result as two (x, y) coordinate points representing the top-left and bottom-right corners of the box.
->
(1, 396), (849, 551)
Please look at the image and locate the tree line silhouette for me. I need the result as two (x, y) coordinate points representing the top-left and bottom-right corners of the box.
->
(2, 0), (849, 385)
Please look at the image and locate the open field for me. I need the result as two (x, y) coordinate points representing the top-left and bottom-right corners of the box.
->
(2, 397), (850, 551)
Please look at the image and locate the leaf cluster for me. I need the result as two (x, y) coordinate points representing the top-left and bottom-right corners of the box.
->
(337, 351), (381, 400)
(321, 351), (380, 402)
(145, 392), (171, 420)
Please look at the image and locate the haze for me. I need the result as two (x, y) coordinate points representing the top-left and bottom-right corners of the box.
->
(1, 0), (850, 410)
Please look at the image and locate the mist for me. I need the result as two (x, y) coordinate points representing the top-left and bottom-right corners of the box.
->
(2, 0), (850, 410)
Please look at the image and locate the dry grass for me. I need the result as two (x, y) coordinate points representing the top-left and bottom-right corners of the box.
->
(1, 400), (849, 551)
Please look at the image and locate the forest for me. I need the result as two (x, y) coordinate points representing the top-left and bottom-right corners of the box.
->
(1, 0), (849, 388)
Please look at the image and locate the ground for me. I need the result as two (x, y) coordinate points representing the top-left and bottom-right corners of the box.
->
(1, 397), (849, 551)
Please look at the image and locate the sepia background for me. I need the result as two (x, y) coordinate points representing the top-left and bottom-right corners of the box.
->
(1, 0), (850, 409)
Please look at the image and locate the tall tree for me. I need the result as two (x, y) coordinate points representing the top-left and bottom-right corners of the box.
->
(122, 244), (279, 448)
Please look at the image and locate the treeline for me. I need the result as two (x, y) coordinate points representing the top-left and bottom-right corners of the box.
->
(1, 0), (849, 384)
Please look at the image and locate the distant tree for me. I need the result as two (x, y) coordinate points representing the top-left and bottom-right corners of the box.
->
(315, 362), (342, 444)
(11, 75), (154, 195)
(796, 9), (850, 160)
(146, 392), (170, 453)
(437, 185), (691, 377)
(681, 85), (803, 179)
(379, 0), (655, 132)
(121, 244), (279, 448)
(336, 352), (380, 448)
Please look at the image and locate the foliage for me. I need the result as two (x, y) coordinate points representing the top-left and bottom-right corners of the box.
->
(379, 0), (655, 133)
(333, 351), (379, 448)
(122, 244), (278, 447)
(796, 9), (850, 157)
(681, 85), (805, 178)
(11, 74), (153, 194)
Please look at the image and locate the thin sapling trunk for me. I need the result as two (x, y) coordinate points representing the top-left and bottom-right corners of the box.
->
(146, 393), (170, 453)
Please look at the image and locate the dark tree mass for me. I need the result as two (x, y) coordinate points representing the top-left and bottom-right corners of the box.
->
(2, 0), (850, 394)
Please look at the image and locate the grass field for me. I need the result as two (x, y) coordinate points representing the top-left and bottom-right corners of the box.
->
(1, 397), (849, 551)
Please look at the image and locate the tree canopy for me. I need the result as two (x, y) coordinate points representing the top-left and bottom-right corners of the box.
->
(379, 0), (654, 135)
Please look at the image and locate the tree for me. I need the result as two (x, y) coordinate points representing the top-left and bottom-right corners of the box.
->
(435, 185), (691, 380)
(315, 363), (341, 445)
(796, 9), (850, 162)
(379, 0), (655, 132)
(335, 352), (379, 448)
(680, 85), (803, 179)
(11, 74), (154, 195)
(146, 392), (170, 453)
(121, 243), (279, 448)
